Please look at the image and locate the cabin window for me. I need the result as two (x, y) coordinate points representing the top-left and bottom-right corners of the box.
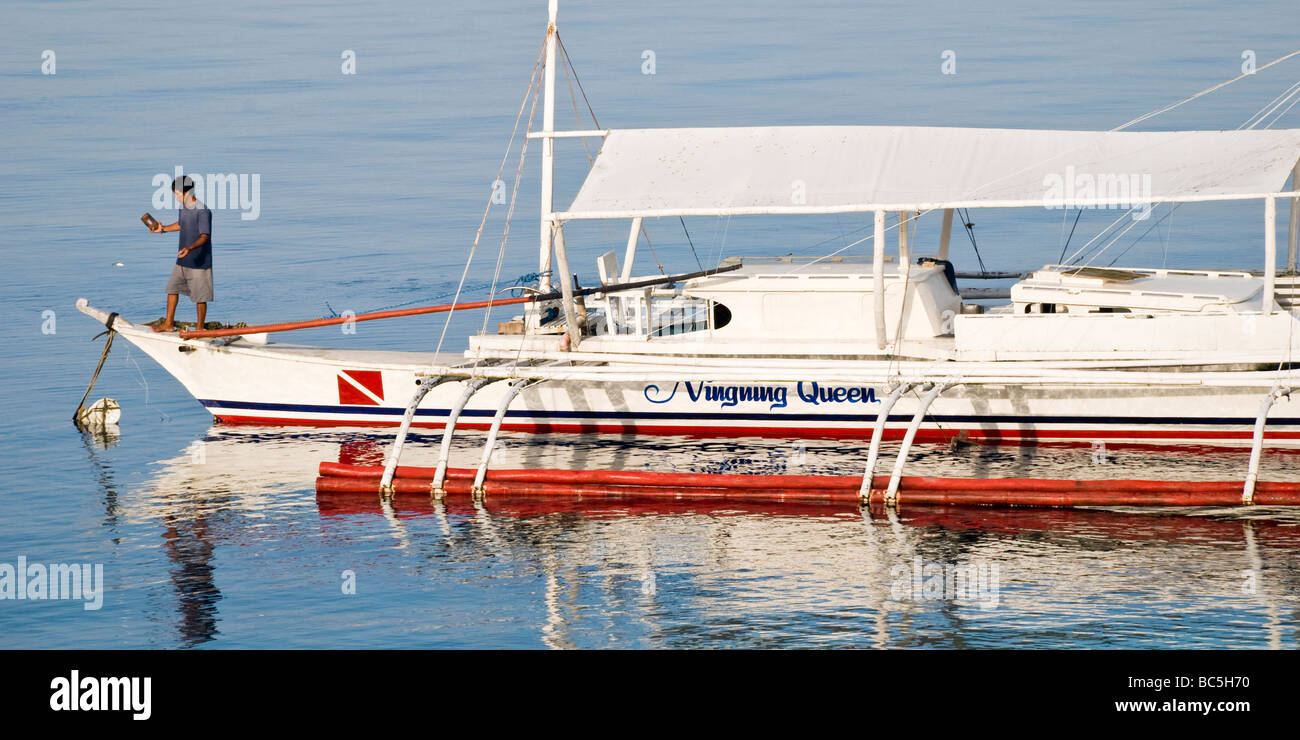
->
(711, 301), (732, 329)
(1023, 303), (1063, 314)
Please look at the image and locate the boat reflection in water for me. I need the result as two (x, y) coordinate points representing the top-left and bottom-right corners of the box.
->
(127, 427), (1300, 648)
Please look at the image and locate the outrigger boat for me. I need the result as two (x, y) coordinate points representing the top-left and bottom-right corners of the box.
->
(78, 2), (1300, 501)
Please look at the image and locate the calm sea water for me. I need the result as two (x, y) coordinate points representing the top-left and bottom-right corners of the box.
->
(3, 0), (1300, 648)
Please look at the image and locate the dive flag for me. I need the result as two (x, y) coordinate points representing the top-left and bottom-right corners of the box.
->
(337, 370), (385, 406)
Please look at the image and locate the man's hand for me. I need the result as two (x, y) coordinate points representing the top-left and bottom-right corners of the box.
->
(148, 221), (163, 234)
(178, 247), (191, 260)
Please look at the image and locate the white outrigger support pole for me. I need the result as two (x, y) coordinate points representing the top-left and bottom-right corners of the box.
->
(1289, 161), (1300, 272)
(1244, 386), (1291, 505)
(885, 382), (952, 508)
(552, 223), (582, 348)
(872, 210), (888, 349)
(858, 383), (913, 503)
(379, 375), (461, 494)
(537, 0), (559, 295)
(1264, 196), (1278, 313)
(431, 377), (501, 498)
(938, 208), (954, 261)
(621, 217), (642, 282)
(472, 378), (543, 497)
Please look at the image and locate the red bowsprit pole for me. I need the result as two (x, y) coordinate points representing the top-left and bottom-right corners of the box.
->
(179, 296), (534, 339)
(179, 263), (745, 339)
(314, 461), (1300, 507)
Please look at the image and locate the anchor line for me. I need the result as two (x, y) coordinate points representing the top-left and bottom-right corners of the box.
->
(73, 328), (116, 425)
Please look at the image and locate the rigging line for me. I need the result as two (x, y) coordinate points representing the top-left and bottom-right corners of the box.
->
(480, 67), (544, 342)
(1058, 208), (1084, 263)
(960, 208), (987, 274)
(1105, 204), (1178, 266)
(1113, 49), (1300, 131)
(1063, 202), (1146, 265)
(1078, 206), (1154, 269)
(557, 37), (595, 165)
(777, 215), (916, 275)
(435, 35), (547, 359)
(967, 52), (1300, 268)
(1264, 91), (1300, 129)
(640, 222), (666, 275)
(1077, 78), (1300, 269)
(714, 214), (732, 267)
(1243, 80), (1300, 128)
(1242, 79), (1300, 129)
(679, 216), (705, 272)
(1069, 81), (1300, 268)
(794, 218), (876, 255)
(555, 33), (601, 129)
(817, 51), (1300, 278)
(795, 58), (1300, 277)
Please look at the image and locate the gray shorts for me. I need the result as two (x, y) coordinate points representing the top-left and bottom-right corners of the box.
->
(166, 264), (214, 303)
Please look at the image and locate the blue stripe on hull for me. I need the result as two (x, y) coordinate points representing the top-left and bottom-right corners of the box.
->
(198, 398), (1300, 427)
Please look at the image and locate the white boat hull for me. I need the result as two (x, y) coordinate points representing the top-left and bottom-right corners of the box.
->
(79, 301), (1300, 448)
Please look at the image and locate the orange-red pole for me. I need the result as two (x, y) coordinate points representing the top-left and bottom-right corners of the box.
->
(179, 295), (534, 339)
(178, 263), (742, 339)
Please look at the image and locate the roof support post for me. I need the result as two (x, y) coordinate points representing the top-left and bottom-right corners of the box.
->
(938, 207), (954, 261)
(552, 222), (582, 348)
(537, 0), (559, 294)
(873, 209), (887, 349)
(897, 211), (911, 269)
(1289, 161), (1300, 272)
(620, 216), (642, 282)
(1265, 196), (1278, 314)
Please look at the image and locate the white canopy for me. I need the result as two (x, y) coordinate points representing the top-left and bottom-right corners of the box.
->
(556, 126), (1300, 220)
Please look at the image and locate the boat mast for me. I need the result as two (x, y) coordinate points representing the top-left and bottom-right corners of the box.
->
(538, 0), (558, 295)
(535, 0), (583, 348)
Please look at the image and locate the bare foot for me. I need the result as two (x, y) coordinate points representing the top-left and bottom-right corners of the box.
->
(152, 323), (175, 333)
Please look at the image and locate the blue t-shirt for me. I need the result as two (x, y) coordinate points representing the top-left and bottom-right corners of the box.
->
(177, 199), (212, 269)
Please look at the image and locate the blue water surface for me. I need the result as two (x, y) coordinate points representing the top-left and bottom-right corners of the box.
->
(2, 0), (1299, 648)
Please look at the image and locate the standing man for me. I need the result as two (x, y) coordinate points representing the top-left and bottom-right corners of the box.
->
(149, 175), (213, 332)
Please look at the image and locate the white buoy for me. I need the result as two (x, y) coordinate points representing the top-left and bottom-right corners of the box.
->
(113, 262), (125, 267)
(78, 397), (121, 427)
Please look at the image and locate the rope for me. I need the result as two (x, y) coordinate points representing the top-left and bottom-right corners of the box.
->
(556, 33), (601, 129)
(557, 34), (596, 165)
(679, 216), (704, 272)
(1114, 49), (1300, 131)
(433, 34), (548, 360)
(1070, 75), (1300, 268)
(480, 71), (545, 342)
(73, 329), (116, 425)
(1057, 208), (1083, 263)
(959, 208), (987, 274)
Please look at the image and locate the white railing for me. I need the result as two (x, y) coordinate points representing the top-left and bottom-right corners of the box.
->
(593, 289), (709, 337)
